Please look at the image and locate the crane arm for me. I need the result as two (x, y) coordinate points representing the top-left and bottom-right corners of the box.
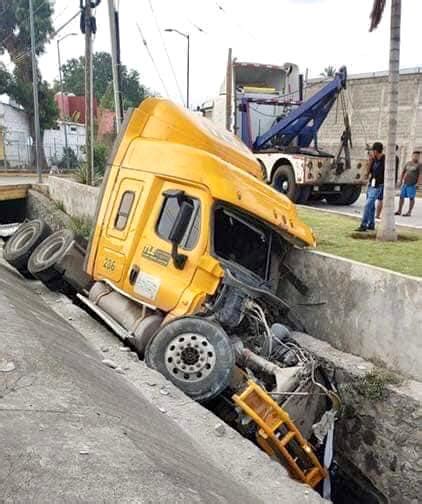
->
(253, 66), (347, 151)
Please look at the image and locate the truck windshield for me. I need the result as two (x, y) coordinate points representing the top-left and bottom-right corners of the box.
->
(213, 207), (272, 279)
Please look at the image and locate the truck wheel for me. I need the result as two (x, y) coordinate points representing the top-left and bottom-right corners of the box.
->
(28, 229), (75, 292)
(145, 317), (235, 403)
(326, 186), (362, 206)
(272, 164), (301, 202)
(296, 186), (312, 204)
(3, 219), (51, 278)
(343, 185), (362, 205)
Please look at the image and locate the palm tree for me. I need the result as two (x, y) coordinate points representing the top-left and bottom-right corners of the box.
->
(320, 66), (337, 78)
(370, 0), (401, 241)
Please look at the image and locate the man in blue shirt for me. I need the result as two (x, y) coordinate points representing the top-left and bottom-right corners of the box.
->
(356, 142), (385, 232)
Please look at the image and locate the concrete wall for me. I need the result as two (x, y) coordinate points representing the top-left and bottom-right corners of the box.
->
(294, 332), (422, 504)
(306, 69), (422, 168)
(48, 176), (99, 222)
(278, 249), (422, 381)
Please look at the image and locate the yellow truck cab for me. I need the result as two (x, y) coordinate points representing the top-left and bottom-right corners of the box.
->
(5, 98), (330, 488)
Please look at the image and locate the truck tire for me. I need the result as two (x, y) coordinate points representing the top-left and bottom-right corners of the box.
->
(326, 185), (362, 206)
(272, 164), (297, 201)
(3, 219), (51, 278)
(145, 317), (235, 403)
(28, 229), (75, 292)
(296, 186), (312, 204)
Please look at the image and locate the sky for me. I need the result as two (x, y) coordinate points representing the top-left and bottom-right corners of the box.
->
(5, 0), (422, 108)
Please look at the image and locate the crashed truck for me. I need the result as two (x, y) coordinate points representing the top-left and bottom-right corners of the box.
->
(4, 98), (339, 493)
(201, 58), (366, 204)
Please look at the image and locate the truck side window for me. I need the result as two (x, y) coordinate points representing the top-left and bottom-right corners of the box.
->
(115, 191), (135, 230)
(156, 195), (201, 250)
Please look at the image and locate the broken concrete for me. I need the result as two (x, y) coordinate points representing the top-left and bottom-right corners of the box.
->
(278, 248), (422, 381)
(292, 331), (422, 504)
(0, 253), (326, 503)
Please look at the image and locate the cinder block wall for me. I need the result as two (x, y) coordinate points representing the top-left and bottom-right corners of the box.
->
(306, 71), (422, 171)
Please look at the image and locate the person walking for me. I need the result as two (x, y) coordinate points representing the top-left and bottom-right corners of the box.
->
(395, 150), (421, 217)
(356, 142), (385, 232)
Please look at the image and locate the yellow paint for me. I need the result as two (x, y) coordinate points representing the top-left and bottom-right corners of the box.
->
(86, 98), (315, 318)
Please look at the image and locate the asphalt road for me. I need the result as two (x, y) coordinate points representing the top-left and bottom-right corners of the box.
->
(0, 263), (265, 504)
(303, 193), (422, 229)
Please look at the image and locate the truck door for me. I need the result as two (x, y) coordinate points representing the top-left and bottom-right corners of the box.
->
(94, 172), (145, 287)
(124, 181), (208, 312)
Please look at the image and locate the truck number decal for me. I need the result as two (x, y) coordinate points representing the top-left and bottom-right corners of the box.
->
(103, 257), (116, 272)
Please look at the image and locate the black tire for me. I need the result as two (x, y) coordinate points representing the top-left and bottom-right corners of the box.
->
(296, 186), (312, 204)
(3, 219), (51, 278)
(325, 185), (362, 206)
(272, 164), (300, 202)
(28, 229), (75, 292)
(145, 317), (235, 403)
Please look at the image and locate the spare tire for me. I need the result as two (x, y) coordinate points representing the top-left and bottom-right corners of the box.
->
(3, 219), (51, 278)
(28, 229), (75, 292)
(145, 317), (235, 403)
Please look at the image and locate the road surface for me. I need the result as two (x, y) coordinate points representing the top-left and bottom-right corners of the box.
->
(303, 193), (422, 229)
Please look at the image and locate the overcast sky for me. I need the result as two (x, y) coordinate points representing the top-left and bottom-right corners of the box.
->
(12, 0), (422, 107)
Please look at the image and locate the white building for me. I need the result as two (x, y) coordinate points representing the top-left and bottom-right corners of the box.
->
(0, 98), (86, 170)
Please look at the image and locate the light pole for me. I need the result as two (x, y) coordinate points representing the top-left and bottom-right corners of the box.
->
(165, 28), (190, 109)
(57, 33), (77, 171)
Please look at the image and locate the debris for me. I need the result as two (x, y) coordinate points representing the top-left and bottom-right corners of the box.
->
(312, 409), (337, 444)
(145, 381), (156, 387)
(68, 316), (73, 321)
(79, 449), (89, 455)
(102, 359), (117, 369)
(0, 360), (15, 373)
(100, 346), (110, 353)
(119, 346), (130, 352)
(159, 387), (169, 396)
(115, 367), (125, 374)
(214, 422), (226, 437)
(123, 366), (130, 371)
(158, 407), (167, 414)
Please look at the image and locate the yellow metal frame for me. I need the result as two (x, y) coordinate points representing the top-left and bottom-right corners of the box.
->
(233, 380), (327, 488)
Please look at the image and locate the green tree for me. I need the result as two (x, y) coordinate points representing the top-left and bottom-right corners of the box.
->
(62, 51), (150, 109)
(370, 0), (400, 242)
(0, 0), (58, 168)
(320, 66), (337, 78)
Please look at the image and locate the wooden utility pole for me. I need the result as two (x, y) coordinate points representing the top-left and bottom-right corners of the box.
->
(84, 1), (94, 186)
(107, 0), (123, 132)
(29, 0), (42, 183)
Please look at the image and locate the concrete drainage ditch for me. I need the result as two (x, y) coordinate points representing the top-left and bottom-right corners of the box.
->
(1, 186), (421, 504)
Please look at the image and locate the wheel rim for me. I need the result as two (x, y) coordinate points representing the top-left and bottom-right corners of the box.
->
(165, 333), (216, 383)
(274, 174), (289, 194)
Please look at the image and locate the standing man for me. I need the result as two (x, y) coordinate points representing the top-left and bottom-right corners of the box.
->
(356, 142), (385, 231)
(395, 150), (421, 217)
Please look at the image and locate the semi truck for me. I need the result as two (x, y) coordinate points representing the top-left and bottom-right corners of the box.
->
(201, 57), (366, 204)
(4, 98), (337, 490)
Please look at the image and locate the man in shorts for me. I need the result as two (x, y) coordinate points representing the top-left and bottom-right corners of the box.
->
(395, 151), (421, 217)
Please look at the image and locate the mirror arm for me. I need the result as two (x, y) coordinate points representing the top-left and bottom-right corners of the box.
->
(171, 242), (188, 270)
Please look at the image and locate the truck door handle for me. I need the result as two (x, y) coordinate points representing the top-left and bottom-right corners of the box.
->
(129, 265), (140, 285)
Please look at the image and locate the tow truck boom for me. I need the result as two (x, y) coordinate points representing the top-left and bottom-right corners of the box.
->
(253, 66), (347, 151)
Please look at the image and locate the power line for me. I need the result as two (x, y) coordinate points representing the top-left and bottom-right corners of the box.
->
(146, 0), (184, 104)
(136, 22), (170, 98)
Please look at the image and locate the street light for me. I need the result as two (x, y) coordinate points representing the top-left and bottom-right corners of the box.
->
(165, 28), (190, 109)
(57, 33), (77, 170)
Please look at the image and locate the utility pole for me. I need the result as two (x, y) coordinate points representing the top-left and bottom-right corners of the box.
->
(83, 1), (94, 186)
(29, 0), (42, 183)
(107, 0), (123, 132)
(164, 29), (190, 109)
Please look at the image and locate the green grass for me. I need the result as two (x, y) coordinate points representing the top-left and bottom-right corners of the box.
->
(298, 208), (422, 277)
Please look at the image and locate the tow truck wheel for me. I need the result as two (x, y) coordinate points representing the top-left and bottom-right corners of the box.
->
(326, 185), (361, 205)
(145, 317), (235, 403)
(272, 164), (298, 202)
(28, 229), (75, 292)
(3, 219), (51, 278)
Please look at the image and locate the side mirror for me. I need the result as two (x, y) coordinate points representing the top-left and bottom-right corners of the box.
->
(169, 200), (194, 270)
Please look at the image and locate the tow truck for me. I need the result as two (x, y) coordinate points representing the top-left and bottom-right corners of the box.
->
(201, 58), (366, 204)
(3, 98), (338, 493)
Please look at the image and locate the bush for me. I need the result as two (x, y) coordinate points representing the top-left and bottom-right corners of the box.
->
(94, 143), (109, 176)
(58, 147), (79, 169)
